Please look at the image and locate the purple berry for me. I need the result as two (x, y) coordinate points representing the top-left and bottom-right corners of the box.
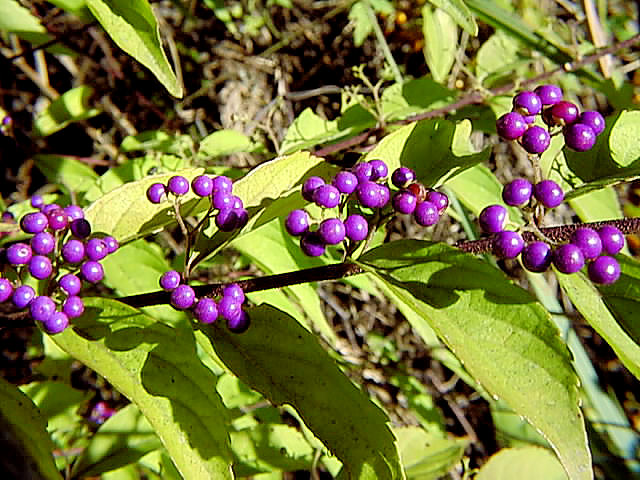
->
(425, 191), (449, 212)
(302, 176), (325, 202)
(12, 285), (35, 309)
(414, 201), (440, 227)
(520, 125), (551, 154)
(493, 231), (524, 259)
(534, 85), (563, 105)
(41, 203), (61, 215)
(212, 191), (233, 210)
(318, 218), (346, 245)
(570, 228), (602, 259)
(547, 101), (579, 126)
(46, 208), (69, 231)
(70, 218), (91, 238)
(353, 162), (374, 183)
(63, 296), (85, 318)
(513, 91), (542, 116)
(218, 295), (242, 322)
(30, 195), (45, 209)
(332, 171), (358, 194)
(231, 196), (243, 210)
(43, 311), (69, 334)
(344, 214), (369, 242)
(553, 244), (585, 274)
(227, 309), (250, 333)
(29, 255), (53, 280)
(300, 231), (326, 257)
(588, 256), (621, 285)
(167, 176), (189, 195)
(533, 180), (564, 208)
(235, 208), (249, 230)
(59, 274), (82, 296)
(392, 191), (418, 214)
(159, 270), (181, 291)
(191, 175), (214, 197)
(478, 205), (507, 234)
(2, 211), (14, 222)
(7, 243), (32, 265)
(170, 284), (196, 309)
(376, 184), (390, 208)
(578, 111), (605, 136)
(64, 205), (84, 221)
(20, 212), (48, 234)
(215, 208), (240, 232)
(313, 185), (341, 209)
(62, 239), (85, 263)
(30, 232), (55, 256)
(285, 210), (310, 236)
(223, 283), (245, 304)
(356, 181), (382, 209)
(369, 160), (388, 180)
(212, 175), (233, 193)
(523, 115), (536, 124)
(194, 298), (218, 324)
(0, 278), (13, 303)
(502, 178), (533, 206)
(564, 123), (596, 152)
(147, 183), (167, 203)
(598, 226), (625, 255)
(81, 261), (104, 283)
(30, 296), (56, 322)
(85, 238), (108, 261)
(521, 241), (552, 273)
(391, 167), (416, 188)
(103, 236), (119, 253)
(496, 112), (527, 140)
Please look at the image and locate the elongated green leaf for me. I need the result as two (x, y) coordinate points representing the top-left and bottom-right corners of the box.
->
(86, 0), (183, 98)
(0, 0), (52, 46)
(34, 154), (99, 194)
(34, 86), (100, 136)
(0, 377), (62, 480)
(53, 298), (233, 479)
(198, 129), (262, 157)
(476, 447), (567, 480)
(609, 110), (640, 167)
(422, 6), (458, 84)
(428, 0), (477, 36)
(568, 187), (622, 223)
(395, 426), (466, 479)
(359, 240), (591, 480)
(475, 30), (521, 83)
(202, 304), (405, 480)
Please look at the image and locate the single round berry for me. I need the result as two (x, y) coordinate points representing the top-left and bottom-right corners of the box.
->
(570, 228), (602, 259)
(302, 176), (325, 202)
(194, 298), (218, 324)
(578, 111), (605, 136)
(391, 167), (416, 188)
(12, 285), (35, 309)
(30, 232), (55, 256)
(332, 171), (358, 194)
(356, 181), (382, 209)
(1, 211), (14, 222)
(43, 312), (69, 334)
(159, 270), (181, 291)
(0, 278), (13, 303)
(285, 209), (310, 236)
(300, 231), (326, 257)
(513, 91), (542, 116)
(170, 284), (196, 310)
(313, 185), (341, 208)
(493, 231), (524, 259)
(147, 183), (167, 203)
(191, 175), (214, 197)
(478, 205), (507, 234)
(29, 255), (53, 280)
(7, 243), (32, 265)
(103, 236), (119, 254)
(30, 195), (45, 209)
(20, 212), (48, 234)
(227, 310), (250, 333)
(392, 191), (418, 214)
(212, 190), (233, 210)
(534, 84), (563, 105)
(496, 112), (527, 140)
(41, 204), (61, 215)
(407, 183), (428, 203)
(369, 159), (388, 180)
(318, 218), (346, 245)
(218, 295), (242, 322)
(30, 296), (56, 322)
(223, 283), (245, 304)
(215, 208), (240, 232)
(81, 261), (104, 283)
(414, 201), (440, 227)
(235, 208), (249, 230)
(64, 205), (84, 221)
(70, 218), (91, 238)
(547, 101), (579, 126)
(63, 296), (85, 318)
(521, 241), (552, 273)
(598, 226), (625, 255)
(552, 244), (585, 274)
(46, 208), (69, 231)
(212, 175), (233, 193)
(564, 123), (596, 152)
(59, 274), (82, 296)
(353, 162), (374, 183)
(376, 184), (390, 208)
(520, 125), (551, 154)
(167, 176), (189, 195)
(502, 178), (533, 206)
(62, 239), (85, 263)
(86, 238), (108, 261)
(231, 196), (243, 210)
(344, 214), (369, 242)
(588, 256), (621, 285)
(425, 190), (449, 212)
(533, 180), (564, 208)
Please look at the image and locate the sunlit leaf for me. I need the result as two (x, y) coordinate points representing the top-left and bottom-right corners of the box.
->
(34, 86), (100, 136)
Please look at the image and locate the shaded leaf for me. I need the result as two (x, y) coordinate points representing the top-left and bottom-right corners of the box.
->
(395, 426), (466, 479)
(476, 447), (567, 480)
(198, 129), (263, 157)
(34, 154), (99, 194)
(34, 86), (100, 136)
(380, 77), (456, 122)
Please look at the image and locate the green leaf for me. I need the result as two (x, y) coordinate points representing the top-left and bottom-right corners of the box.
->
(475, 30), (521, 83)
(198, 129), (262, 157)
(120, 131), (192, 154)
(0, 376), (62, 480)
(359, 240), (592, 480)
(422, 6), (458, 84)
(428, 0), (477, 36)
(52, 298), (233, 479)
(0, 0), (52, 46)
(202, 304), (405, 480)
(609, 110), (640, 167)
(349, 2), (373, 47)
(34, 86), (100, 136)
(476, 447), (567, 480)
(86, 0), (183, 98)
(280, 109), (348, 154)
(395, 426), (466, 479)
(380, 77), (456, 121)
(568, 187), (622, 223)
(33, 154), (99, 194)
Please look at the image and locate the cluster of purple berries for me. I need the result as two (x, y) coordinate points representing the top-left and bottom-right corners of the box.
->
(159, 270), (249, 333)
(146, 174), (248, 232)
(286, 162), (448, 257)
(479, 180), (624, 284)
(0, 197), (119, 334)
(496, 85), (605, 153)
